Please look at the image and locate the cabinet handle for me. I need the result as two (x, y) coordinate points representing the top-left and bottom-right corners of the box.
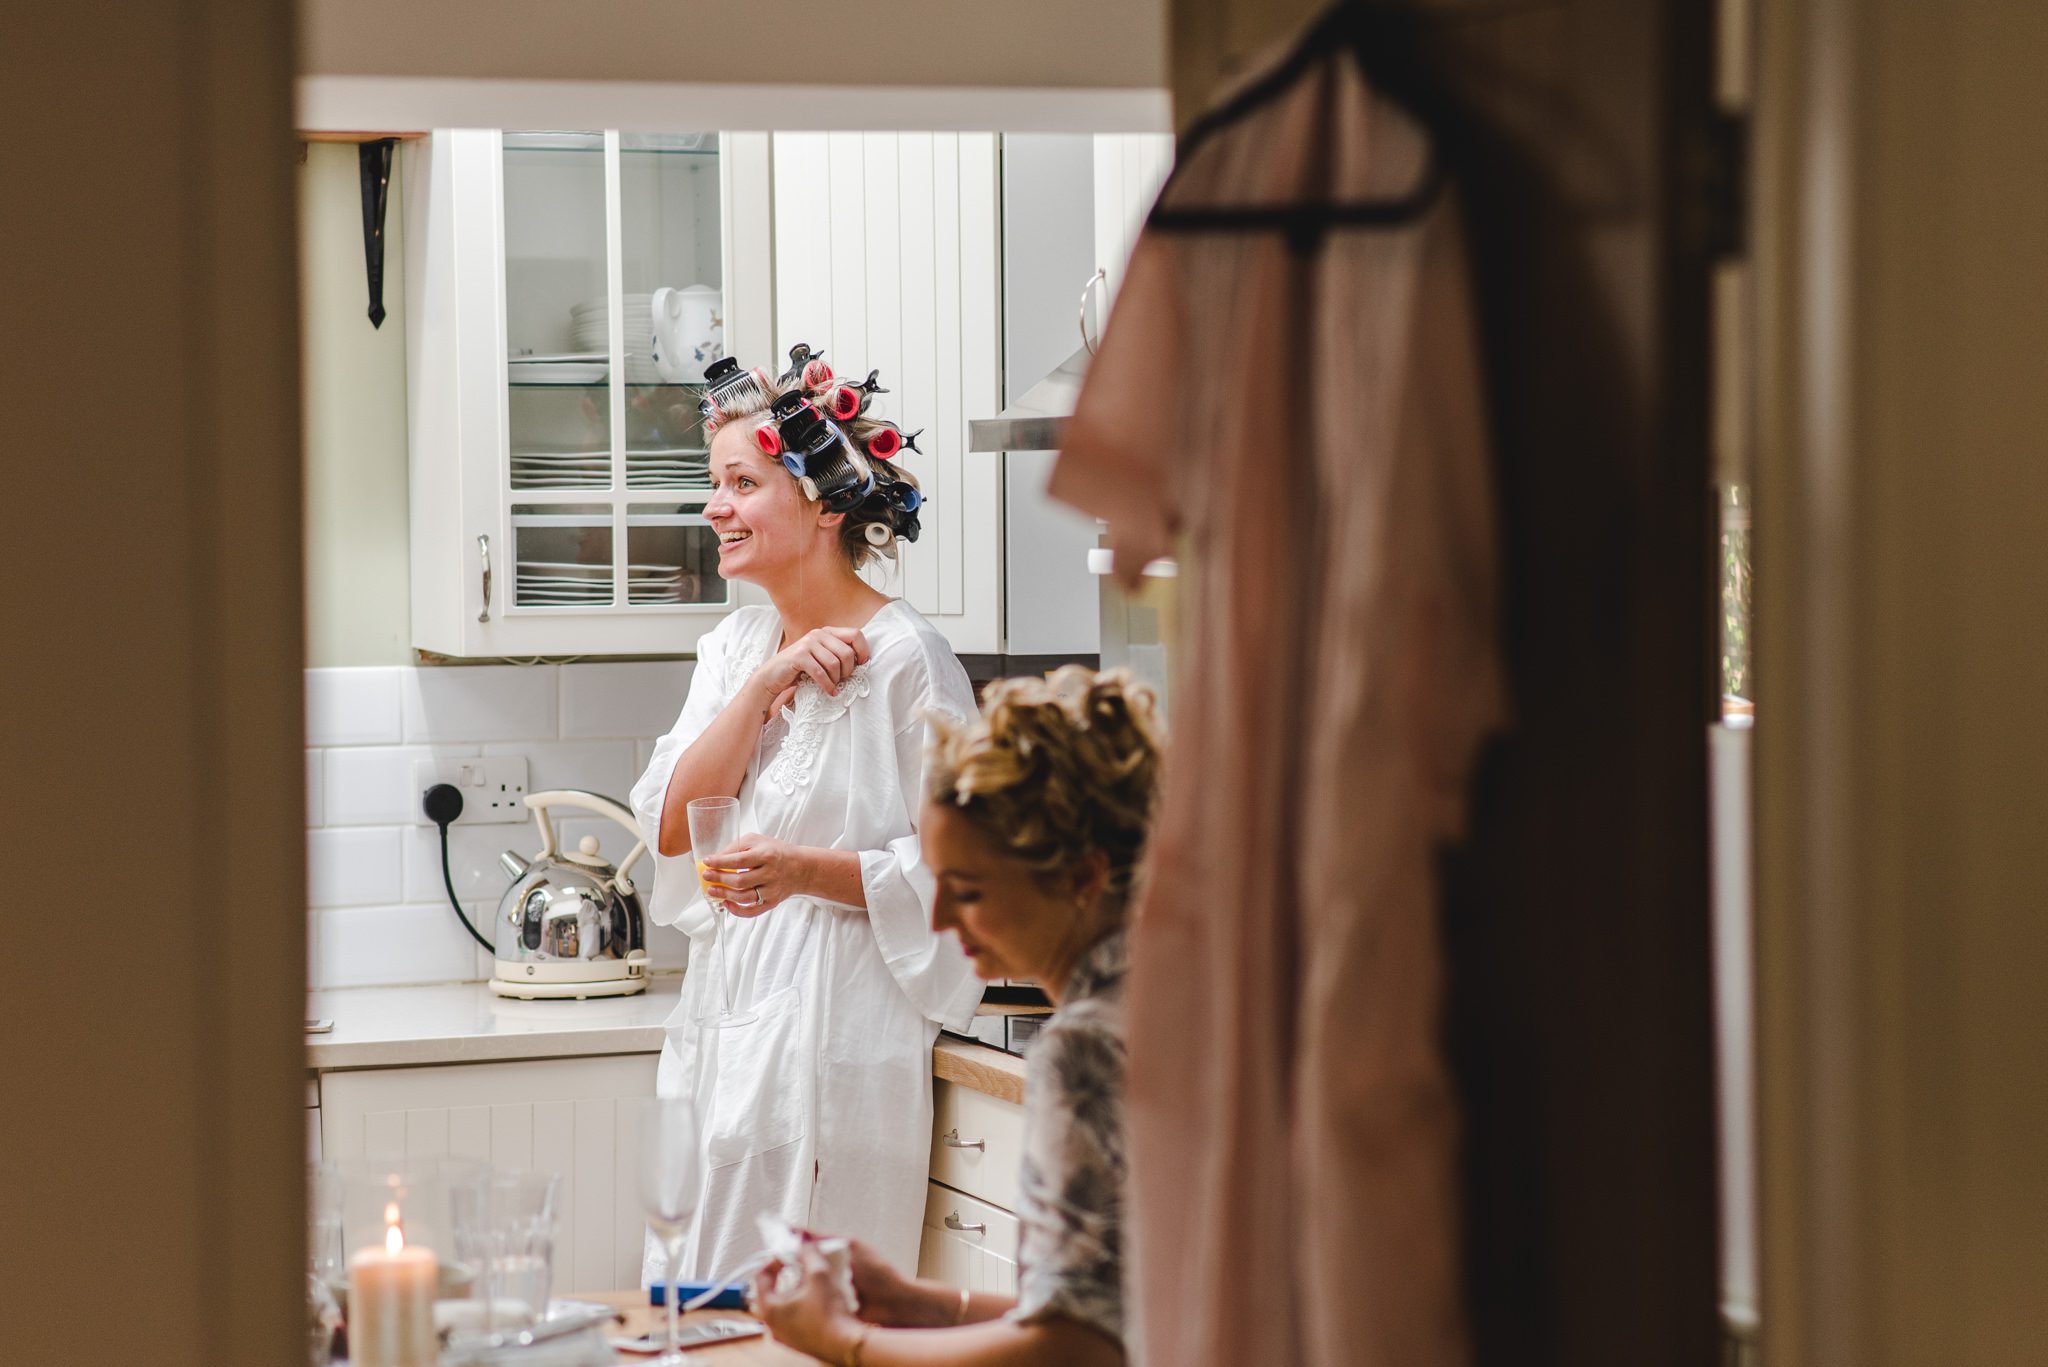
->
(943, 1212), (987, 1235)
(1078, 268), (1108, 357)
(477, 534), (492, 623)
(941, 1128), (984, 1152)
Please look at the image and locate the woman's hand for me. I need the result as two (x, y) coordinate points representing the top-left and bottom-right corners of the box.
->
(748, 627), (872, 715)
(699, 835), (811, 917)
(751, 1243), (864, 1364)
(840, 1237), (935, 1328)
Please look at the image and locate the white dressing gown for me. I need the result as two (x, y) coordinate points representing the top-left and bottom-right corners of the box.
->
(629, 599), (983, 1283)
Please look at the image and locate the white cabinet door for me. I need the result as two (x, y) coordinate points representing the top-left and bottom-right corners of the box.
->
(405, 130), (773, 659)
(320, 1054), (659, 1292)
(770, 133), (1004, 655)
(917, 1183), (1020, 1294)
(1092, 134), (1175, 309)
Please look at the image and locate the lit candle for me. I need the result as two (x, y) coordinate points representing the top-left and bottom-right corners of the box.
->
(347, 1202), (439, 1367)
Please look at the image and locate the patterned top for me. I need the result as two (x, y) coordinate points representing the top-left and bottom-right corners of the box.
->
(1010, 929), (1129, 1345)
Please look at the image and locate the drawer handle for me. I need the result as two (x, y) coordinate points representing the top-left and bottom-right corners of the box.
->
(944, 1212), (987, 1235)
(941, 1128), (985, 1152)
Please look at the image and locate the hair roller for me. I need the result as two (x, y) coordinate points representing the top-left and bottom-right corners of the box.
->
(753, 424), (783, 456)
(866, 426), (902, 461)
(827, 386), (861, 422)
(863, 521), (893, 547)
(803, 358), (835, 389)
(798, 475), (822, 502)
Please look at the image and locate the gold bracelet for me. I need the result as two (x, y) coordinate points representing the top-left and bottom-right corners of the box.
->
(843, 1321), (874, 1367)
(954, 1285), (971, 1325)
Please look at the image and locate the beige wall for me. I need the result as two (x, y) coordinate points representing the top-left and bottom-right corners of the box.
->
(1756, 1), (2048, 1362)
(302, 142), (413, 667)
(301, 0), (1167, 90)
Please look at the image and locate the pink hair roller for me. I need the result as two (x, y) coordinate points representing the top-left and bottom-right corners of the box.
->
(754, 425), (784, 456)
(803, 359), (835, 389)
(827, 387), (861, 422)
(866, 426), (902, 461)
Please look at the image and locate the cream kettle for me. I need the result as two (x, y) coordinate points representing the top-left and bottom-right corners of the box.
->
(491, 789), (650, 1000)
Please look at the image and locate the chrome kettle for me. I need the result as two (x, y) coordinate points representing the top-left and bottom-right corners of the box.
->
(490, 789), (650, 1000)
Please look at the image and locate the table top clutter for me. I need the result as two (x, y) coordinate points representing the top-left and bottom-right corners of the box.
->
(581, 1289), (809, 1364)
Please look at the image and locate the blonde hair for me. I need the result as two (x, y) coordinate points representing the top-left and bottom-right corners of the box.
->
(706, 369), (921, 573)
(927, 667), (1164, 902)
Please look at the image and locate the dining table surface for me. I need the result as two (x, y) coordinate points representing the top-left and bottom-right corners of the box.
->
(577, 1288), (813, 1364)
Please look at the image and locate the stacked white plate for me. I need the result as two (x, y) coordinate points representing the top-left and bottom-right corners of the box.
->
(514, 561), (701, 606)
(625, 446), (712, 489)
(571, 295), (659, 383)
(515, 561), (613, 606)
(511, 447), (612, 489)
(626, 564), (694, 604)
(508, 353), (607, 385)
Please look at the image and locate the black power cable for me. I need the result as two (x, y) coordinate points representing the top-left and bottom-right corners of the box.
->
(422, 783), (495, 953)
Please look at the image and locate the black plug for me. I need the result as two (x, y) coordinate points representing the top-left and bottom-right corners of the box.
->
(423, 782), (464, 827)
(421, 783), (493, 953)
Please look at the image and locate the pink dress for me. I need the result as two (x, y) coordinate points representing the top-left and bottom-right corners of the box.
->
(1049, 40), (1505, 1367)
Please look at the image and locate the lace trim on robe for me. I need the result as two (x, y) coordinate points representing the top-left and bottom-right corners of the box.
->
(726, 624), (875, 795)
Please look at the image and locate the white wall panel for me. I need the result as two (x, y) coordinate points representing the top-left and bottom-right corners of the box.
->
(771, 132), (1001, 651)
(894, 133), (941, 614)
(319, 1054), (659, 1290)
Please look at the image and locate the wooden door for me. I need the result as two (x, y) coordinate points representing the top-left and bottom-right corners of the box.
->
(1401, 7), (1722, 1366)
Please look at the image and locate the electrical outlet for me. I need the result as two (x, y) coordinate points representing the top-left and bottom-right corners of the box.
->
(413, 755), (531, 825)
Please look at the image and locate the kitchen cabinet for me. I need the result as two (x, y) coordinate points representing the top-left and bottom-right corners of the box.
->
(770, 133), (1004, 655)
(403, 130), (775, 658)
(401, 127), (1151, 662)
(918, 1183), (1020, 1296)
(988, 133), (1174, 660)
(915, 1074), (1027, 1292)
(319, 1053), (659, 1292)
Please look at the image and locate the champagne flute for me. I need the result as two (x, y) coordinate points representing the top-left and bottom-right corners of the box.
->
(687, 796), (758, 1028)
(637, 1098), (705, 1365)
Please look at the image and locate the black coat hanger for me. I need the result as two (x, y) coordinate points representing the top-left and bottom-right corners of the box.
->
(1145, 1), (1449, 250)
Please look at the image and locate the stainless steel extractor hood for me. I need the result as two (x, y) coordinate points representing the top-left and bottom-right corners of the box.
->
(967, 342), (1091, 453)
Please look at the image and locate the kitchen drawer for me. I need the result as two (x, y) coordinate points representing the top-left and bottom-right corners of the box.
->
(929, 1077), (1025, 1213)
(917, 1182), (1020, 1294)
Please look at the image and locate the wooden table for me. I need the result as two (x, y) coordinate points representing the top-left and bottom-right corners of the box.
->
(574, 1289), (813, 1364)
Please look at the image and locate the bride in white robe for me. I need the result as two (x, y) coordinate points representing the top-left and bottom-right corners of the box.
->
(630, 358), (981, 1283)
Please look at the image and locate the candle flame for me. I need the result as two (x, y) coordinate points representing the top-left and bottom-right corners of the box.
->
(384, 1202), (405, 1256)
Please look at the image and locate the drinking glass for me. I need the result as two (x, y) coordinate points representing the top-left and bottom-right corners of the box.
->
(479, 1168), (561, 1331)
(637, 1098), (705, 1364)
(687, 796), (757, 1028)
(309, 1163), (345, 1365)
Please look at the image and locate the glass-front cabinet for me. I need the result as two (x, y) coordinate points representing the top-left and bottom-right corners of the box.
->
(404, 129), (773, 657)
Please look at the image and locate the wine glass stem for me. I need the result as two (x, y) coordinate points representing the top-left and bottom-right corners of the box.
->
(716, 908), (736, 1016)
(666, 1242), (683, 1355)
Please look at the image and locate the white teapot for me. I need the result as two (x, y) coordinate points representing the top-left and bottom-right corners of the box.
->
(648, 285), (725, 382)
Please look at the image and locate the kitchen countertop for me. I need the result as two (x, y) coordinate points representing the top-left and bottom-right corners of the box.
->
(307, 977), (685, 1070)
(309, 979), (1031, 1105)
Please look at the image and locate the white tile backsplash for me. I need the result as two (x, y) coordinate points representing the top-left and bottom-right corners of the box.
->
(305, 750), (325, 829)
(326, 744), (480, 827)
(308, 827), (405, 908)
(306, 667), (404, 745)
(403, 665), (559, 744)
(314, 904), (482, 988)
(560, 662), (693, 739)
(405, 821), (528, 907)
(485, 739), (635, 805)
(307, 662), (681, 990)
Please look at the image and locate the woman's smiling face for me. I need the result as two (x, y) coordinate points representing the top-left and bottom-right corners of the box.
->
(922, 800), (1085, 983)
(703, 419), (826, 583)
